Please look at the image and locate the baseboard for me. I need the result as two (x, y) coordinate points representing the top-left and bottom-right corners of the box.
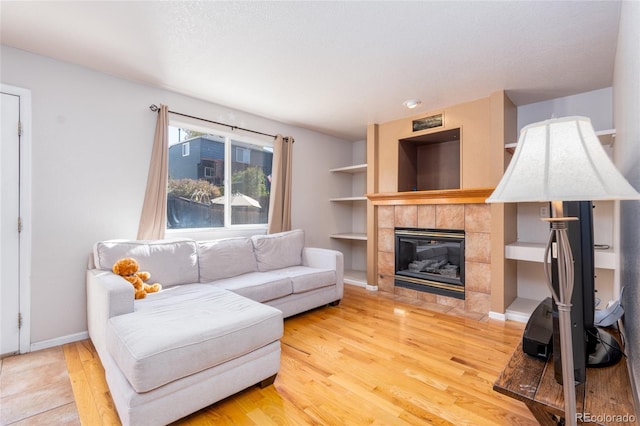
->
(504, 311), (530, 323)
(30, 331), (89, 353)
(365, 285), (378, 291)
(488, 311), (506, 321)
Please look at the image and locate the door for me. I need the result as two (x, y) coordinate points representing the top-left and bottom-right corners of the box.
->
(1, 91), (21, 355)
(1, 87), (28, 355)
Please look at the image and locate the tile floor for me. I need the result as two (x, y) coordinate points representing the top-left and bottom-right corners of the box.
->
(0, 346), (80, 425)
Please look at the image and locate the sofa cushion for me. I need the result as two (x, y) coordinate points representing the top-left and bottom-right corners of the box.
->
(271, 266), (336, 294)
(198, 237), (258, 282)
(94, 239), (199, 287)
(106, 285), (283, 393)
(209, 272), (292, 303)
(251, 229), (304, 272)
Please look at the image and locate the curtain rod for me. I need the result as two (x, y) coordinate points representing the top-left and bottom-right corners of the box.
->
(149, 104), (277, 139)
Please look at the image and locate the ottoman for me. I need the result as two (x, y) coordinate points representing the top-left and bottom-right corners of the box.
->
(105, 285), (283, 425)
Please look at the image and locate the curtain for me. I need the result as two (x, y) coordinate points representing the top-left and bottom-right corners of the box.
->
(267, 135), (294, 234)
(137, 104), (168, 240)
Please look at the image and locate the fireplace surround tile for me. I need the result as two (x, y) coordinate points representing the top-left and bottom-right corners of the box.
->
(435, 204), (464, 229)
(395, 285), (419, 299)
(378, 251), (394, 277)
(378, 228), (394, 252)
(378, 274), (395, 292)
(416, 289), (438, 303)
(464, 261), (491, 294)
(395, 294), (456, 314)
(378, 205), (394, 228)
(464, 290), (492, 314)
(465, 232), (491, 263)
(394, 205), (418, 227)
(417, 205), (436, 229)
(464, 204), (491, 233)
(436, 294), (465, 309)
(374, 201), (494, 318)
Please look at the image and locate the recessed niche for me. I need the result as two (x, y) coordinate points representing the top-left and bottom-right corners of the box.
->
(398, 127), (461, 192)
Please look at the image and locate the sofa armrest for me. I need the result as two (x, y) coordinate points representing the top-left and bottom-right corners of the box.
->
(302, 247), (344, 299)
(86, 269), (134, 358)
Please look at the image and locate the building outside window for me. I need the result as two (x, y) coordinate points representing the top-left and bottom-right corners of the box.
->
(235, 146), (250, 164)
(167, 124), (273, 230)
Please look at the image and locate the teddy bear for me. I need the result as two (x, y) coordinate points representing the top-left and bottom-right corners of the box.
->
(112, 257), (162, 299)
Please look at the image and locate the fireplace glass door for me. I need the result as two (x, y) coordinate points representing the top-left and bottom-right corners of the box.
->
(395, 228), (465, 299)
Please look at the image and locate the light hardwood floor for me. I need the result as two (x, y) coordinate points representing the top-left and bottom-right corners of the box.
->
(63, 285), (536, 425)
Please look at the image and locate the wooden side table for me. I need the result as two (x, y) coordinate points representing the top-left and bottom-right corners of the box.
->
(494, 336), (637, 425)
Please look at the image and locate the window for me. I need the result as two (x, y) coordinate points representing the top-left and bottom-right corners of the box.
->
(235, 147), (250, 164)
(167, 124), (273, 230)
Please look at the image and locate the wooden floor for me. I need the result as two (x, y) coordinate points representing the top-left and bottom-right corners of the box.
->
(63, 286), (537, 425)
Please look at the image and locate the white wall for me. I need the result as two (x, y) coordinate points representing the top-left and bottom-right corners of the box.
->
(613, 0), (640, 405)
(517, 87), (613, 132)
(0, 45), (352, 348)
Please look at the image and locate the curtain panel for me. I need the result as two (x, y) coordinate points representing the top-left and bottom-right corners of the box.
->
(138, 104), (169, 240)
(267, 135), (294, 234)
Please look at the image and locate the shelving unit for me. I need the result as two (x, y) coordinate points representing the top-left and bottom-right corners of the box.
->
(330, 233), (367, 241)
(503, 91), (619, 322)
(504, 128), (617, 321)
(595, 128), (616, 146)
(505, 129), (616, 155)
(329, 158), (368, 288)
(505, 242), (616, 269)
(329, 164), (367, 174)
(504, 200), (618, 323)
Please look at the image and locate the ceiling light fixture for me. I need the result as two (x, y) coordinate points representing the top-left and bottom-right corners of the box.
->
(403, 99), (422, 109)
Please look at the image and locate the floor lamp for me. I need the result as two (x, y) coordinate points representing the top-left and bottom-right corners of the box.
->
(486, 116), (640, 426)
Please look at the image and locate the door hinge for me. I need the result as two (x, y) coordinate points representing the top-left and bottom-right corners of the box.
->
(18, 313), (23, 329)
(18, 217), (22, 233)
(18, 120), (22, 137)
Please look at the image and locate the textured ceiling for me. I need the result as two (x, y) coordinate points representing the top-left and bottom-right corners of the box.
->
(0, 1), (621, 141)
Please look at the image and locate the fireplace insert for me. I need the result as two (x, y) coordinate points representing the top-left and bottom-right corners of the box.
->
(394, 227), (465, 299)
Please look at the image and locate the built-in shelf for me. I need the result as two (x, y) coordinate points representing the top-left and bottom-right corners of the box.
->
(344, 269), (368, 287)
(329, 164), (367, 174)
(329, 155), (369, 289)
(504, 142), (517, 155)
(505, 241), (615, 270)
(505, 297), (543, 323)
(330, 233), (367, 241)
(330, 196), (367, 202)
(505, 128), (616, 154)
(595, 128), (616, 146)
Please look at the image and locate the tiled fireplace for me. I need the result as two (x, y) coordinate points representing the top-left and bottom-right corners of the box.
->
(375, 201), (492, 317)
(366, 92), (517, 317)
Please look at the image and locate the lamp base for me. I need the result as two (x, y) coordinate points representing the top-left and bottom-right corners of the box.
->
(587, 327), (623, 367)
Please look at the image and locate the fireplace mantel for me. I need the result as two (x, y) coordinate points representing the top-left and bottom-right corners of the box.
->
(366, 188), (495, 206)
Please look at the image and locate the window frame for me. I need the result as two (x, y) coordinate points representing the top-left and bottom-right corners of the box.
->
(167, 118), (273, 236)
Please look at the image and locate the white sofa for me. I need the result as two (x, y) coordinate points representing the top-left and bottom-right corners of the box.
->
(86, 229), (343, 425)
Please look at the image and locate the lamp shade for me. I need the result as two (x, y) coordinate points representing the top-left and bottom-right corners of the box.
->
(487, 116), (640, 203)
